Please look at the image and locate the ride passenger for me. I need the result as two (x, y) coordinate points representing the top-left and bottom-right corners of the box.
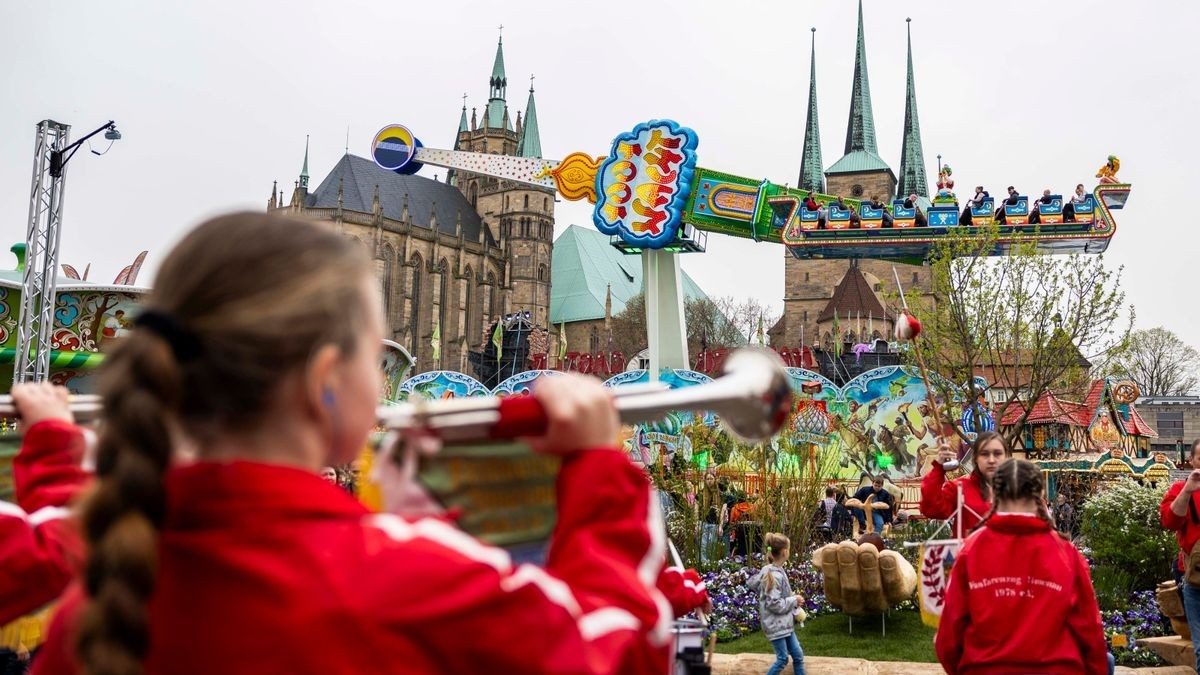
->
(1065, 184), (1088, 222)
(1030, 189), (1054, 224)
(995, 186), (1021, 224)
(868, 196), (894, 228)
(802, 194), (825, 228)
(920, 431), (1010, 533)
(903, 194), (928, 227)
(31, 213), (671, 675)
(960, 186), (989, 225)
(935, 458), (1111, 675)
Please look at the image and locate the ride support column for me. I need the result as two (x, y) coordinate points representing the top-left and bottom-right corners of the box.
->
(643, 249), (689, 378)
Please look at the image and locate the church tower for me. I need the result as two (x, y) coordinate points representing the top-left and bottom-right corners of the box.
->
(454, 33), (555, 330)
(776, 2), (932, 350)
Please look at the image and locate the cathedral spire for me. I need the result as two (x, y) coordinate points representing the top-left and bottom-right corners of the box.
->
(458, 94), (469, 134)
(844, 0), (878, 156)
(517, 76), (542, 158)
(896, 18), (929, 200)
(299, 135), (310, 190)
(797, 28), (824, 194)
(486, 29), (510, 130)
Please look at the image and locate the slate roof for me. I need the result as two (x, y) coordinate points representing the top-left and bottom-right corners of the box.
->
(817, 264), (890, 322)
(550, 225), (713, 324)
(307, 154), (492, 245)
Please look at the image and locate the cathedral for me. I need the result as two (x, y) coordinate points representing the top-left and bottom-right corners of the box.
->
(770, 4), (936, 351)
(268, 35), (553, 375)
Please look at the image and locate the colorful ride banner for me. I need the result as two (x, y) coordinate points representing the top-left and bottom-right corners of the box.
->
(918, 539), (961, 628)
(593, 120), (698, 249)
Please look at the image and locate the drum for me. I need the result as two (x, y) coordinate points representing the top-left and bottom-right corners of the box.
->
(672, 618), (710, 675)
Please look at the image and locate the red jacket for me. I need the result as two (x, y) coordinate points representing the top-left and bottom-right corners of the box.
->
(34, 442), (672, 674)
(920, 463), (990, 533)
(1159, 479), (1200, 571)
(657, 566), (708, 618)
(934, 514), (1108, 675)
(0, 419), (88, 624)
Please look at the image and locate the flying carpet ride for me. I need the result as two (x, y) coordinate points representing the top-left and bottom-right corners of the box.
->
(370, 122), (1130, 263)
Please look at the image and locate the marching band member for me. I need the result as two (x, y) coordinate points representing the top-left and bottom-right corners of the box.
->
(32, 213), (671, 675)
(920, 431), (1010, 533)
(935, 459), (1110, 674)
(0, 384), (89, 625)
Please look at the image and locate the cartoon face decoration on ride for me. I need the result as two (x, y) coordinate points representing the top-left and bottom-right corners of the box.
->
(593, 120), (699, 249)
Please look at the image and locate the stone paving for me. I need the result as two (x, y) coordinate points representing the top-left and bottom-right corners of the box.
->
(709, 653), (1195, 674)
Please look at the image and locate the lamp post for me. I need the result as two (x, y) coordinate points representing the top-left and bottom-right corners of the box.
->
(15, 119), (121, 383)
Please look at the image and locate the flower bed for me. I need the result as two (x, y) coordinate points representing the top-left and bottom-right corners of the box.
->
(702, 546), (1172, 667)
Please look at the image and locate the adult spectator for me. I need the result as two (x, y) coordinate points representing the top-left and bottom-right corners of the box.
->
(851, 476), (895, 534)
(1160, 439), (1200, 673)
(868, 196), (894, 228)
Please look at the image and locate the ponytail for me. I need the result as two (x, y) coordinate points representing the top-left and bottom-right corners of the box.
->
(762, 532), (791, 594)
(77, 332), (180, 674)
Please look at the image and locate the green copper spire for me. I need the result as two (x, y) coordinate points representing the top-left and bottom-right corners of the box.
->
(458, 96), (469, 134)
(797, 28), (825, 194)
(896, 18), (928, 199)
(843, 0), (878, 156)
(486, 30), (510, 129)
(517, 77), (542, 158)
(299, 134), (309, 189)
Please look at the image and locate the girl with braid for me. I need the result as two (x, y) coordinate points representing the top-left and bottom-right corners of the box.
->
(935, 458), (1111, 675)
(32, 213), (671, 675)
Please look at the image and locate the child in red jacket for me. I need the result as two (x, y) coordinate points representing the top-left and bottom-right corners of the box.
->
(0, 384), (89, 625)
(920, 431), (1009, 534)
(32, 213), (671, 675)
(935, 458), (1111, 675)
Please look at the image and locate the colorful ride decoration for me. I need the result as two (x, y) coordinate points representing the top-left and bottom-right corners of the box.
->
(395, 370), (489, 401)
(379, 340), (415, 403)
(0, 245), (148, 395)
(372, 124), (1131, 263)
(604, 368), (718, 467)
(491, 369), (563, 396)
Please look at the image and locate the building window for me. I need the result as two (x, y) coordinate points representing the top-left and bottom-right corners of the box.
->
(851, 184), (864, 197)
(589, 327), (600, 354)
(505, 195), (509, 210)
(408, 254), (423, 362)
(522, 219), (531, 238)
(802, 310), (808, 323)
(804, 272), (810, 282)
(912, 272), (919, 284)
(1157, 411), (1185, 439)
(537, 264), (547, 282)
(524, 195), (529, 209)
(543, 197), (548, 211)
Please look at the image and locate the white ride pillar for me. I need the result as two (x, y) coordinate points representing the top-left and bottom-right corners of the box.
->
(642, 249), (689, 379)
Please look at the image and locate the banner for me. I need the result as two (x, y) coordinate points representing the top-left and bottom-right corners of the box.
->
(918, 539), (961, 628)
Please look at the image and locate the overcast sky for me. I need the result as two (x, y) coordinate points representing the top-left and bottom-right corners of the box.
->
(2, 0), (1196, 352)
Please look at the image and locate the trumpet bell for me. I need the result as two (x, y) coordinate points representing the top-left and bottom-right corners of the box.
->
(714, 348), (794, 442)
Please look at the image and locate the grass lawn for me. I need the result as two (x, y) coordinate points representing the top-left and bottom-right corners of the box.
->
(715, 610), (937, 663)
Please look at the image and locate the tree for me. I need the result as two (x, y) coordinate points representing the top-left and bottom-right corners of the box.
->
(711, 296), (777, 347)
(609, 294), (749, 362)
(908, 224), (1131, 443)
(1100, 327), (1200, 396)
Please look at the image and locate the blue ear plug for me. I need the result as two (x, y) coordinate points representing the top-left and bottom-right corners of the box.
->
(322, 388), (335, 408)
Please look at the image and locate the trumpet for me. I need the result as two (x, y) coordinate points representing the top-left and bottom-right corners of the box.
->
(0, 348), (794, 444)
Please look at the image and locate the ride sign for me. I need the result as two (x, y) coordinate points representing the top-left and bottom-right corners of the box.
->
(593, 119), (699, 249)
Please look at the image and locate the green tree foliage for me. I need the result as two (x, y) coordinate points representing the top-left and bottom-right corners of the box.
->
(909, 224), (1131, 442)
(1100, 327), (1200, 396)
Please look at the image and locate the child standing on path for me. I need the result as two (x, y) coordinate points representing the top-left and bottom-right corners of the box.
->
(746, 532), (806, 675)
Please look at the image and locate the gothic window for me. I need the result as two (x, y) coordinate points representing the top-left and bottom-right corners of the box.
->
(380, 245), (395, 322)
(537, 264), (547, 282)
(802, 310), (808, 323)
(463, 265), (477, 347)
(543, 197), (548, 211)
(486, 271), (498, 328)
(437, 259), (449, 364)
(505, 195), (509, 210)
(469, 184), (478, 207)
(408, 253), (423, 363)
(524, 195), (529, 209)
(522, 219), (531, 238)
(589, 327), (600, 354)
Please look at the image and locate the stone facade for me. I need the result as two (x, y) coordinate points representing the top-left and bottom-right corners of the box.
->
(1135, 398), (1200, 460)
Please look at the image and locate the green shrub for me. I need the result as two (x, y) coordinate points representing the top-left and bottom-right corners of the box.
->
(1080, 480), (1176, 592)
(1090, 564), (1136, 611)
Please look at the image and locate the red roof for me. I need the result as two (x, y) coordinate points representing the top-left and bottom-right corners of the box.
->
(1124, 407), (1158, 438)
(999, 390), (1088, 427)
